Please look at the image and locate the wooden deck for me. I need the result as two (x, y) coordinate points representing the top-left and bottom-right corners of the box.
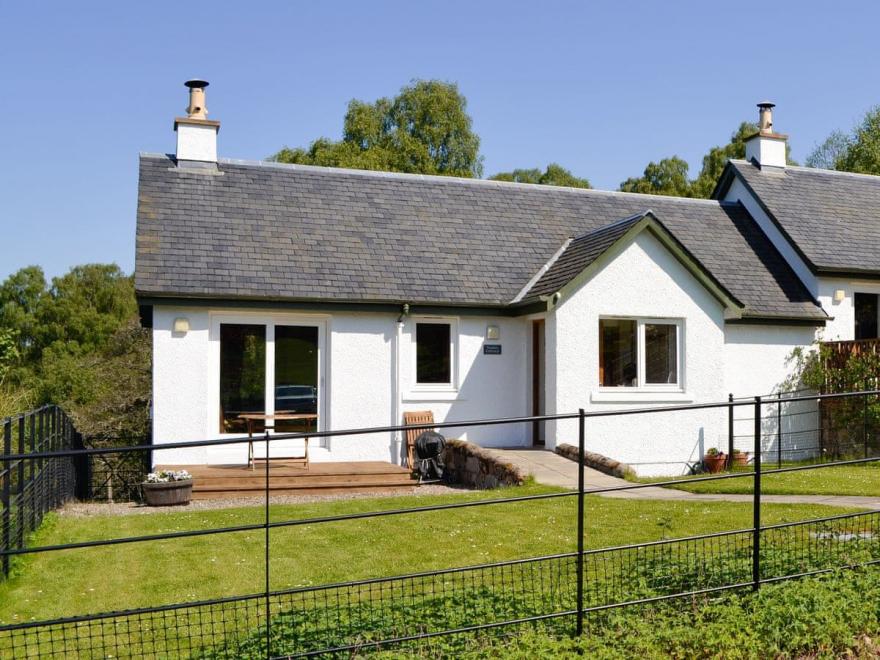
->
(156, 461), (416, 500)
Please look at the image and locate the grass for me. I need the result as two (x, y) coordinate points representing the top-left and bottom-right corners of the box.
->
(634, 459), (880, 496)
(369, 567), (880, 659)
(0, 484), (861, 626)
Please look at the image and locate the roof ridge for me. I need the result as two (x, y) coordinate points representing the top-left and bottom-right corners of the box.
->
(731, 158), (880, 183)
(571, 210), (652, 241)
(139, 152), (732, 207)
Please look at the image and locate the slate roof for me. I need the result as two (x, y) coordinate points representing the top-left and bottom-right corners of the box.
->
(520, 211), (741, 305)
(135, 154), (826, 321)
(718, 160), (880, 275)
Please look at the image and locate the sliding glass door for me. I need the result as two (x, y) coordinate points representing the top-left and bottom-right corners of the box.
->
(217, 319), (322, 438)
(274, 326), (319, 433)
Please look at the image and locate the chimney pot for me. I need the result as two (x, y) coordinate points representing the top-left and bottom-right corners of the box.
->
(757, 101), (775, 135)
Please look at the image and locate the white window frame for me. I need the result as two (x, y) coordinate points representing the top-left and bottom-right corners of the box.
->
(598, 317), (683, 392)
(209, 311), (328, 437)
(410, 317), (458, 393)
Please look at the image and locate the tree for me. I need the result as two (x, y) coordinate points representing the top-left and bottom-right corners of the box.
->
(806, 106), (880, 174)
(488, 163), (590, 188)
(0, 265), (46, 363)
(620, 122), (796, 199)
(805, 130), (850, 170)
(620, 156), (692, 197)
(35, 264), (138, 359)
(833, 107), (880, 175)
(689, 122), (758, 198)
(273, 80), (483, 178)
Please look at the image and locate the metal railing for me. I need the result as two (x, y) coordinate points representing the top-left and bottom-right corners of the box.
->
(0, 405), (80, 577)
(1, 390), (880, 658)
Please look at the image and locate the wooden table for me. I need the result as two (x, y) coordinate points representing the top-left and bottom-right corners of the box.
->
(238, 413), (318, 470)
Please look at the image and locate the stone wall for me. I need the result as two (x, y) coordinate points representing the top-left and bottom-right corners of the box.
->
(555, 444), (635, 480)
(442, 440), (525, 489)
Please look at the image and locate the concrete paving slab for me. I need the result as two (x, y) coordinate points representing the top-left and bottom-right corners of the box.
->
(484, 448), (880, 509)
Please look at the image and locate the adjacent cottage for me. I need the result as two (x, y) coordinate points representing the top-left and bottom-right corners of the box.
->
(136, 85), (875, 475)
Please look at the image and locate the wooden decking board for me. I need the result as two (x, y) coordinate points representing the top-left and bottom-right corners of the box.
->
(155, 460), (416, 500)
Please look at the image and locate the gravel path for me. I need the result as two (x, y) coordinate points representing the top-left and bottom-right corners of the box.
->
(57, 483), (469, 517)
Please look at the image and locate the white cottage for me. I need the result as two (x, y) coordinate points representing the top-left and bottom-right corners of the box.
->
(136, 85), (876, 476)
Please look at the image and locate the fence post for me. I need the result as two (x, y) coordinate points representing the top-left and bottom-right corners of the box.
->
(865, 392), (869, 459)
(727, 393), (734, 465)
(2, 419), (10, 577)
(576, 408), (585, 636)
(16, 416), (24, 549)
(753, 396), (762, 592)
(264, 428), (271, 659)
(777, 396), (782, 470)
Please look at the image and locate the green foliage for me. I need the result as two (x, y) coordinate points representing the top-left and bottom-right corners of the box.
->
(0, 264), (148, 440)
(620, 121), (796, 199)
(620, 156), (692, 197)
(808, 106), (880, 175)
(273, 80), (483, 178)
(690, 121), (758, 197)
(488, 163), (591, 189)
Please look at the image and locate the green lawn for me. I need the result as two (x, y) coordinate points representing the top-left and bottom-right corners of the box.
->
(0, 485), (860, 626)
(635, 460), (880, 496)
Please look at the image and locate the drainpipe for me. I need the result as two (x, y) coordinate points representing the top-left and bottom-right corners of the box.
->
(394, 304), (410, 465)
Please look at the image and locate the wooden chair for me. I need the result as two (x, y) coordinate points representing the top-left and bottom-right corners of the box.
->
(403, 410), (435, 468)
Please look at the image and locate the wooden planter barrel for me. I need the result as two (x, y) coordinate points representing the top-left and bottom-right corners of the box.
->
(142, 480), (193, 506)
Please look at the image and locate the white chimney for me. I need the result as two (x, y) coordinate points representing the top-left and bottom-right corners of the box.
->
(744, 101), (787, 169)
(174, 79), (220, 164)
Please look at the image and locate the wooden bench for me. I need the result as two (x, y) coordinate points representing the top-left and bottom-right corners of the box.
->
(403, 410), (435, 468)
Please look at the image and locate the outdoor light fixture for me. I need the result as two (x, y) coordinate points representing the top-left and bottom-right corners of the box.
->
(833, 289), (846, 303)
(486, 325), (500, 340)
(173, 317), (190, 334)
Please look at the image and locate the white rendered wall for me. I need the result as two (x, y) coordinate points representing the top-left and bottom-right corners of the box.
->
(723, 324), (820, 462)
(151, 306), (530, 466)
(547, 231), (728, 476)
(815, 276), (880, 341)
(175, 123), (218, 162)
(399, 315), (530, 448)
(152, 307), (212, 465)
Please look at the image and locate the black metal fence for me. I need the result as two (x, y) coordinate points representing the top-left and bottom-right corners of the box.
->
(2, 391), (880, 658)
(0, 405), (79, 578)
(727, 389), (880, 468)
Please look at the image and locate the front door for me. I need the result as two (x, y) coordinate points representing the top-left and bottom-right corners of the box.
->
(532, 319), (545, 446)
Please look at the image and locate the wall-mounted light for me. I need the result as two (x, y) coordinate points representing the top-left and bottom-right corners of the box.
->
(173, 317), (190, 334)
(833, 289), (846, 303)
(486, 325), (500, 340)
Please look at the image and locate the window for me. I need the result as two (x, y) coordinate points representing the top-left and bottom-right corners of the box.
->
(599, 318), (680, 388)
(855, 293), (879, 340)
(218, 320), (320, 434)
(416, 322), (452, 385)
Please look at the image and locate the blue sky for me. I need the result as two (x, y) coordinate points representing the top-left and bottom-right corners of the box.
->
(2, 1), (879, 281)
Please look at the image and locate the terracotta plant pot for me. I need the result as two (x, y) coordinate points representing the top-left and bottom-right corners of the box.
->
(142, 480), (193, 506)
(732, 452), (749, 467)
(703, 454), (727, 474)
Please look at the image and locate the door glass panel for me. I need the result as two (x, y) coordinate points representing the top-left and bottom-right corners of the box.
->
(645, 323), (678, 384)
(274, 326), (319, 433)
(220, 324), (266, 434)
(855, 293), (879, 340)
(599, 319), (637, 386)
